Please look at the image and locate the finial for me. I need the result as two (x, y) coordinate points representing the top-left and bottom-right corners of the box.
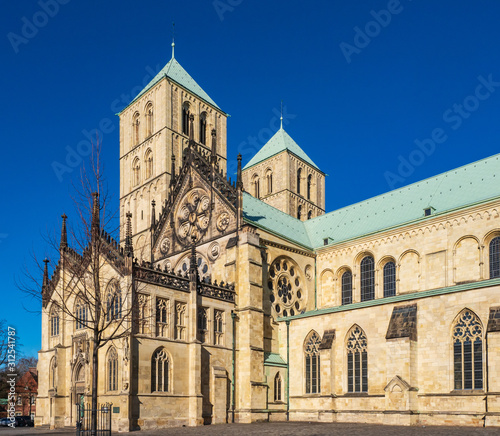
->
(151, 200), (156, 229)
(280, 100), (283, 129)
(60, 214), (68, 250)
(42, 258), (49, 289)
(171, 22), (175, 59)
(189, 114), (194, 142)
(211, 129), (217, 163)
(170, 153), (176, 185)
(124, 212), (133, 257)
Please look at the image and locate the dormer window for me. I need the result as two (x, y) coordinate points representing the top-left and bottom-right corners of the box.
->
(424, 206), (435, 217)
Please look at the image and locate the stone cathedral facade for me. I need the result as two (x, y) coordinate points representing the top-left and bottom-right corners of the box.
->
(36, 47), (500, 431)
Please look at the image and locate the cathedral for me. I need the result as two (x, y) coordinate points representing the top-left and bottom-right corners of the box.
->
(36, 44), (500, 431)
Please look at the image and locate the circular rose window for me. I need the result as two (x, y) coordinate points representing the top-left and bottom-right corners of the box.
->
(175, 188), (211, 244)
(268, 257), (305, 317)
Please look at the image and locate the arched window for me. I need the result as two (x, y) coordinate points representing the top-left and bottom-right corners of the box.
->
(75, 297), (88, 330)
(347, 325), (368, 393)
(151, 348), (170, 392)
(307, 210), (313, 220)
(199, 112), (207, 144)
(266, 170), (273, 194)
(274, 372), (282, 402)
(156, 298), (168, 337)
(453, 310), (483, 390)
(145, 103), (153, 137)
(107, 347), (118, 391)
(106, 281), (122, 322)
(360, 256), (375, 301)
(307, 174), (312, 200)
(341, 270), (352, 305)
(490, 236), (500, 278)
(50, 306), (59, 336)
(297, 205), (302, 220)
(182, 102), (190, 136)
(132, 112), (140, 145)
(304, 331), (321, 394)
(297, 168), (302, 194)
(253, 175), (260, 198)
(132, 158), (140, 187)
(49, 357), (56, 388)
(145, 149), (153, 179)
(383, 261), (396, 297)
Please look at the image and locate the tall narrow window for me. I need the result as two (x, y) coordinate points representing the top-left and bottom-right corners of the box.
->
(145, 149), (153, 179)
(304, 331), (321, 394)
(453, 310), (483, 390)
(75, 298), (88, 330)
(175, 302), (186, 340)
(383, 261), (396, 297)
(266, 171), (273, 194)
(253, 176), (260, 198)
(307, 174), (312, 200)
(274, 372), (282, 402)
(156, 298), (169, 337)
(199, 112), (207, 144)
(347, 325), (368, 393)
(297, 168), (302, 194)
(50, 306), (59, 336)
(307, 210), (313, 220)
(133, 112), (140, 145)
(132, 158), (141, 187)
(297, 205), (302, 220)
(106, 281), (122, 322)
(198, 307), (208, 343)
(490, 236), (500, 278)
(107, 348), (118, 391)
(360, 256), (375, 301)
(214, 310), (224, 346)
(146, 103), (153, 137)
(138, 294), (149, 335)
(341, 270), (353, 305)
(182, 103), (190, 136)
(151, 349), (170, 392)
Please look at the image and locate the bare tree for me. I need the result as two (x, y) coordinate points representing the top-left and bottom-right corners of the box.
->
(21, 139), (142, 435)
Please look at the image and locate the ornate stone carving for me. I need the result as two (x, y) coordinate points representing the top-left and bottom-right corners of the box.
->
(160, 237), (170, 254)
(175, 188), (211, 243)
(208, 242), (221, 261)
(217, 212), (230, 232)
(305, 265), (313, 281)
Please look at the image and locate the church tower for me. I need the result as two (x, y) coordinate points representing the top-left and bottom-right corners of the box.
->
(241, 125), (325, 220)
(118, 43), (228, 257)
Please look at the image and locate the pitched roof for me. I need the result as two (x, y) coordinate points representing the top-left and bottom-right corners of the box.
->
(120, 56), (220, 114)
(242, 127), (322, 171)
(243, 153), (500, 250)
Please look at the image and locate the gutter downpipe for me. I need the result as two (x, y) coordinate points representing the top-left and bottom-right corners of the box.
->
(286, 319), (290, 421)
(314, 255), (317, 310)
(231, 311), (236, 423)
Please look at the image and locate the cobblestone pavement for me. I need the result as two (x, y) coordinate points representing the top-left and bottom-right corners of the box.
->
(1, 423), (499, 436)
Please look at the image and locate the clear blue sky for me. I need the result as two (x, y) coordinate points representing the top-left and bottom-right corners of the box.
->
(1, 0), (500, 357)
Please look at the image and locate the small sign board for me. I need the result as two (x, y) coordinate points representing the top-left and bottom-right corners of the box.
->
(113, 407), (120, 414)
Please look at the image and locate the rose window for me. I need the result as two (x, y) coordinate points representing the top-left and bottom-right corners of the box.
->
(176, 189), (211, 243)
(268, 258), (305, 317)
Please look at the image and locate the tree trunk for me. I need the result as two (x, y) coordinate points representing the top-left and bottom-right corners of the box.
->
(91, 332), (98, 436)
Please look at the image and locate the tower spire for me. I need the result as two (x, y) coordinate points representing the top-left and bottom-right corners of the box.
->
(124, 212), (134, 257)
(171, 22), (175, 59)
(280, 100), (283, 130)
(60, 214), (68, 251)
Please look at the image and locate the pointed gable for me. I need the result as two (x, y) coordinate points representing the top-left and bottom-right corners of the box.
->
(121, 56), (221, 114)
(243, 128), (322, 171)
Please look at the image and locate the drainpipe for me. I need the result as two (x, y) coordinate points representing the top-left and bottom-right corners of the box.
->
(314, 256), (317, 310)
(286, 320), (290, 421)
(231, 311), (236, 423)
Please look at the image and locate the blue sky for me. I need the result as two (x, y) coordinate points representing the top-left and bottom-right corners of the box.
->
(1, 0), (500, 357)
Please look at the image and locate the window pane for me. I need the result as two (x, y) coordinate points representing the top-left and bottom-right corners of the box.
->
(342, 272), (352, 305)
(362, 351), (368, 392)
(354, 352), (360, 392)
(383, 262), (396, 297)
(454, 341), (462, 390)
(490, 237), (500, 278)
(474, 339), (483, 389)
(347, 353), (353, 393)
(463, 340), (472, 390)
(360, 257), (374, 301)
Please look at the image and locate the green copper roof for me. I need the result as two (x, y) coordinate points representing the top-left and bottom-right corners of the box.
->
(121, 56), (220, 113)
(263, 352), (287, 366)
(243, 128), (321, 171)
(242, 153), (500, 250)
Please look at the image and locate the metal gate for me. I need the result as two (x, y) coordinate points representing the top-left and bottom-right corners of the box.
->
(76, 403), (112, 436)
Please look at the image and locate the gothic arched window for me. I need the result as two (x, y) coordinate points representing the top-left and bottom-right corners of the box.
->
(252, 175), (260, 198)
(307, 210), (312, 220)
(307, 174), (312, 200)
(341, 270), (353, 305)
(107, 347), (118, 391)
(490, 236), (500, 279)
(50, 306), (59, 336)
(151, 348), (170, 392)
(145, 103), (153, 137)
(453, 310), (483, 390)
(383, 261), (396, 297)
(199, 112), (207, 145)
(145, 149), (153, 179)
(304, 331), (321, 394)
(347, 325), (368, 393)
(297, 205), (302, 220)
(75, 297), (88, 330)
(266, 170), (273, 194)
(182, 103), (190, 136)
(156, 298), (168, 337)
(132, 158), (140, 187)
(297, 168), (302, 195)
(106, 281), (122, 322)
(360, 256), (375, 301)
(132, 112), (140, 145)
(274, 372), (282, 402)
